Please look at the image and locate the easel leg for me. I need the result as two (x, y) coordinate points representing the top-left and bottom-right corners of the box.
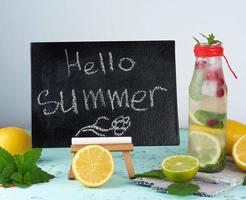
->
(68, 154), (75, 180)
(123, 151), (135, 178)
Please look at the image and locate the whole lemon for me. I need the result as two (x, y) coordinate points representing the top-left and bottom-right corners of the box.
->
(0, 127), (31, 155)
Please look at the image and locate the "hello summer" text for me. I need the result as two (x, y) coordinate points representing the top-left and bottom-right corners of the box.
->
(37, 50), (168, 115)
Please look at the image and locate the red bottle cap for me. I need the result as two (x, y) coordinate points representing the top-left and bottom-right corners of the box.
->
(194, 44), (223, 57)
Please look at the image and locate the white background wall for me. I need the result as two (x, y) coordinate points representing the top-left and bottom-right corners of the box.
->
(0, 0), (245, 128)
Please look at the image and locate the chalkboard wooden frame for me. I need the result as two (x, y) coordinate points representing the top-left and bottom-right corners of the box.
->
(31, 40), (179, 147)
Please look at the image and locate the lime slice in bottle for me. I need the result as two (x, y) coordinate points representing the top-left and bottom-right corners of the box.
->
(194, 110), (225, 128)
(188, 131), (221, 168)
(189, 110), (226, 128)
(189, 110), (205, 126)
(161, 155), (199, 182)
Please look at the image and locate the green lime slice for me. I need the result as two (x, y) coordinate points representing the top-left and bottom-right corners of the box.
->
(189, 110), (205, 126)
(194, 110), (225, 128)
(188, 131), (221, 168)
(161, 155), (199, 183)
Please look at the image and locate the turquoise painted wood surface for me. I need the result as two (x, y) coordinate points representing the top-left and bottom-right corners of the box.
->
(0, 129), (245, 200)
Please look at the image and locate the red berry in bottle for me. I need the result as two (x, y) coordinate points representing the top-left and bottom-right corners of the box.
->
(215, 67), (223, 78)
(201, 60), (207, 66)
(217, 78), (225, 86)
(206, 71), (219, 80)
(207, 119), (219, 127)
(216, 87), (224, 97)
(195, 60), (206, 69)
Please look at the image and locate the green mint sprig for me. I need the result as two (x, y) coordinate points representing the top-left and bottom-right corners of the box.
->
(243, 176), (246, 186)
(193, 33), (223, 45)
(0, 147), (55, 188)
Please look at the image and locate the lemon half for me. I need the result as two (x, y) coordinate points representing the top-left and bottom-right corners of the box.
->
(72, 145), (114, 187)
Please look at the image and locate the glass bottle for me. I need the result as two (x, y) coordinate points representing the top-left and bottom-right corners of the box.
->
(188, 44), (227, 172)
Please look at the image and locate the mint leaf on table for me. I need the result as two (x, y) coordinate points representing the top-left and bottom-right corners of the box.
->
(134, 170), (166, 179)
(13, 149), (54, 186)
(10, 172), (22, 183)
(0, 147), (55, 188)
(28, 165), (55, 184)
(14, 148), (42, 175)
(167, 183), (200, 196)
(243, 176), (246, 186)
(0, 147), (17, 187)
(134, 169), (200, 196)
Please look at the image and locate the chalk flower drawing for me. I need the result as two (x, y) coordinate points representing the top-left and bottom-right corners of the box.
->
(75, 115), (131, 137)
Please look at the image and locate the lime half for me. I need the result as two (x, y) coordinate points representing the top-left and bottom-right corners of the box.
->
(161, 155), (199, 183)
(188, 131), (221, 168)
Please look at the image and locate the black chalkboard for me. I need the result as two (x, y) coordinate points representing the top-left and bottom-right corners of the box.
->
(31, 41), (179, 147)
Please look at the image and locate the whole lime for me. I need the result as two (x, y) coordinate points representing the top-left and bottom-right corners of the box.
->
(0, 127), (31, 155)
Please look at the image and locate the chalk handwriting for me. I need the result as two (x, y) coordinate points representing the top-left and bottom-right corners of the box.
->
(37, 89), (78, 115)
(131, 90), (148, 112)
(65, 50), (135, 77)
(109, 51), (113, 71)
(37, 86), (167, 115)
(83, 89), (106, 110)
(60, 90), (78, 114)
(84, 62), (97, 75)
(38, 50), (167, 117)
(65, 49), (81, 77)
(118, 57), (135, 72)
(99, 52), (106, 74)
(107, 89), (130, 111)
(149, 86), (168, 107)
(75, 115), (131, 137)
(37, 90), (59, 115)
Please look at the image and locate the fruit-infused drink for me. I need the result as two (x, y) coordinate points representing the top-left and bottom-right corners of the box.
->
(188, 34), (227, 172)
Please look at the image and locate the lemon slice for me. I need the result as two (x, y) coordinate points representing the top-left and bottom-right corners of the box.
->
(190, 125), (224, 135)
(233, 135), (246, 171)
(188, 131), (221, 168)
(161, 155), (199, 182)
(72, 145), (114, 187)
(227, 120), (246, 155)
